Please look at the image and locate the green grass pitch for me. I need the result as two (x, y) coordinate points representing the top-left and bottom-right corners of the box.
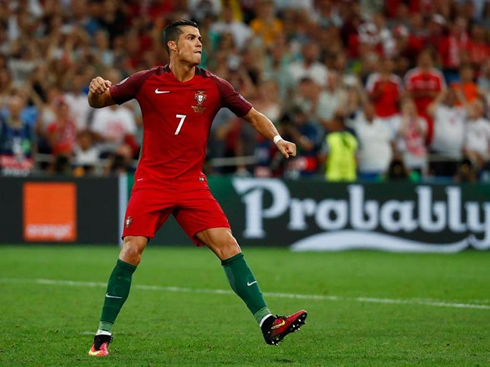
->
(0, 246), (489, 366)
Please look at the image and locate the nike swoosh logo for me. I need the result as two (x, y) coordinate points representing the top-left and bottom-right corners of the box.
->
(247, 281), (257, 287)
(271, 320), (286, 330)
(155, 89), (170, 94)
(105, 293), (123, 299)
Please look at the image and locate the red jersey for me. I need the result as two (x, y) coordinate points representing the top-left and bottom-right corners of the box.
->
(109, 65), (252, 186)
(365, 73), (403, 118)
(404, 67), (445, 115)
(438, 34), (469, 69)
(48, 119), (77, 155)
(466, 40), (490, 66)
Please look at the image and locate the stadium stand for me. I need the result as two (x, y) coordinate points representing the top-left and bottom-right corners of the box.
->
(1, 0), (490, 182)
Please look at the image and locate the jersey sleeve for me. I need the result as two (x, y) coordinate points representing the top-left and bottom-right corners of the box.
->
(212, 75), (253, 117)
(109, 69), (152, 105)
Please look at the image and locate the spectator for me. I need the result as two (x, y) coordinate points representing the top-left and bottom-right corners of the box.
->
(207, 108), (236, 174)
(466, 23), (490, 70)
(428, 89), (467, 177)
(312, 0), (343, 29)
(455, 0), (490, 22)
(263, 34), (295, 100)
(35, 86), (61, 154)
(365, 57), (403, 124)
(405, 50), (446, 144)
(292, 77), (321, 119)
(372, 13), (396, 58)
(393, 98), (428, 175)
(424, 14), (446, 58)
(90, 69), (138, 157)
(360, 0), (384, 19)
(249, 0), (283, 47)
(73, 130), (100, 176)
(316, 70), (348, 125)
(3, 1), (490, 183)
(0, 68), (13, 109)
(92, 30), (114, 67)
(281, 106), (321, 178)
(274, 0), (314, 12)
(454, 158), (478, 182)
(7, 39), (41, 87)
(91, 104), (138, 157)
(289, 42), (328, 87)
(47, 97), (77, 157)
(477, 59), (490, 115)
(253, 79), (283, 123)
(63, 72), (91, 130)
(384, 157), (413, 181)
(320, 113), (358, 182)
(210, 5), (252, 51)
(464, 99), (490, 171)
(105, 144), (134, 176)
(351, 103), (396, 181)
(188, 0), (222, 22)
(0, 95), (35, 176)
(438, 17), (469, 83)
(451, 64), (480, 105)
(391, 24), (423, 68)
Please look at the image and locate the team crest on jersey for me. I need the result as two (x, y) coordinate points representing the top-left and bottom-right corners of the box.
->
(192, 90), (207, 113)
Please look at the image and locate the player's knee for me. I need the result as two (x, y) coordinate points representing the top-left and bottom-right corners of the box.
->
(120, 236), (146, 265)
(121, 248), (141, 265)
(215, 236), (241, 260)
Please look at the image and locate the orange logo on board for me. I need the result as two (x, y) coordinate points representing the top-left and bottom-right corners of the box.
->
(23, 183), (77, 242)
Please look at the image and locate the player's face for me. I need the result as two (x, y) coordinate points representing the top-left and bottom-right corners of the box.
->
(176, 26), (202, 66)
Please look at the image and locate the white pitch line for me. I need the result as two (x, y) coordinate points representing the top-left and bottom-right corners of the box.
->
(1, 277), (489, 311)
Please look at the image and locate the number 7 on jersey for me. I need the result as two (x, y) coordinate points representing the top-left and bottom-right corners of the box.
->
(175, 114), (187, 135)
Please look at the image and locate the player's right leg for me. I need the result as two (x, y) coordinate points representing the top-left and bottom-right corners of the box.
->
(88, 187), (173, 356)
(88, 235), (148, 356)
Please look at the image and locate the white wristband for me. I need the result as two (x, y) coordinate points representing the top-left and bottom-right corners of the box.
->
(273, 135), (284, 145)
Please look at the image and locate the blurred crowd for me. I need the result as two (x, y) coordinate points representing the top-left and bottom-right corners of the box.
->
(1, 0), (490, 182)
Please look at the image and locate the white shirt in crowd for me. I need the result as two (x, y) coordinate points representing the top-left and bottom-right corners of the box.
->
(431, 105), (466, 159)
(352, 113), (394, 173)
(316, 88), (348, 122)
(465, 117), (490, 158)
(92, 106), (137, 153)
(210, 21), (252, 51)
(288, 61), (328, 87)
(64, 92), (91, 130)
(391, 115), (428, 170)
(273, 0), (314, 11)
(74, 146), (100, 166)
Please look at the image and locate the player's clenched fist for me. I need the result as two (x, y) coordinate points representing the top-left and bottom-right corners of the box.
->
(277, 140), (296, 159)
(89, 77), (112, 95)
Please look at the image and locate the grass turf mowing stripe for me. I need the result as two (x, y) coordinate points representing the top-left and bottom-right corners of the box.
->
(1, 277), (489, 311)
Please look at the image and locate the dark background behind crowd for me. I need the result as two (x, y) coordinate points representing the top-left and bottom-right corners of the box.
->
(1, 0), (490, 183)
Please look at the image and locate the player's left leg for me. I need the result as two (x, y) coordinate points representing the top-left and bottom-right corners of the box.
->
(197, 228), (271, 323)
(196, 228), (307, 345)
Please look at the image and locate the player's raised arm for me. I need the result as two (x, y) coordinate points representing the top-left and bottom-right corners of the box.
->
(88, 76), (115, 108)
(243, 107), (297, 159)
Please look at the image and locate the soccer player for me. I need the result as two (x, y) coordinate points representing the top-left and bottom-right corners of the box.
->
(87, 20), (307, 356)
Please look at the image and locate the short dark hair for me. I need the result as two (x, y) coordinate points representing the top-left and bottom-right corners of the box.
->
(163, 19), (198, 55)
